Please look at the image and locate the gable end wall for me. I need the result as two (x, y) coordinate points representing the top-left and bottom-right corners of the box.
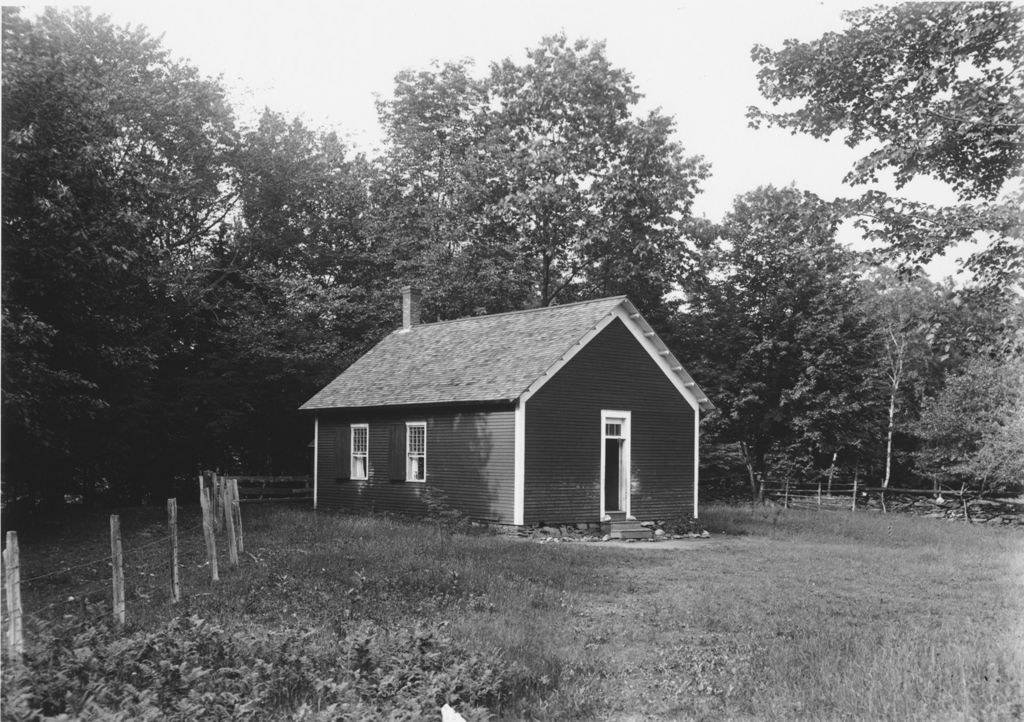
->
(524, 318), (695, 524)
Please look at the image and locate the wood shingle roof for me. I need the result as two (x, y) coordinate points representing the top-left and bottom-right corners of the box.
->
(300, 296), (713, 411)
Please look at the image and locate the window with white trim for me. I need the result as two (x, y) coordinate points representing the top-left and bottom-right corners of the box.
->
(406, 422), (426, 481)
(351, 424), (368, 480)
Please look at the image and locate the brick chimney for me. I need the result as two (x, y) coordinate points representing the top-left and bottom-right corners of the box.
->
(401, 286), (421, 331)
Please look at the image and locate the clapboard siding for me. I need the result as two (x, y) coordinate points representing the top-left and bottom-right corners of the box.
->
(318, 425), (341, 483)
(525, 318), (695, 524)
(428, 413), (515, 521)
(316, 405), (515, 522)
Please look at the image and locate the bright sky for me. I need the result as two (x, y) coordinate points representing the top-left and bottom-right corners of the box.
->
(27, 0), (968, 275)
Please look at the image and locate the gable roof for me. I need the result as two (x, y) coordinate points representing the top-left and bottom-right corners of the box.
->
(299, 296), (713, 412)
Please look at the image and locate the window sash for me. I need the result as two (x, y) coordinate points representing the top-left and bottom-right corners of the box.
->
(406, 423), (426, 481)
(351, 425), (368, 480)
(605, 420), (625, 438)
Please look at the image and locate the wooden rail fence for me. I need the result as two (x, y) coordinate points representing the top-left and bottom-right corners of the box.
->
(200, 472), (312, 504)
(701, 473), (1020, 523)
(238, 475), (313, 502)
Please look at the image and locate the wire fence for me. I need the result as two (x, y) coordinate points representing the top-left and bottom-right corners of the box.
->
(2, 473), (248, 662)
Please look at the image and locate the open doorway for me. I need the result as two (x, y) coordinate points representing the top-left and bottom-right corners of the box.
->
(601, 411), (630, 517)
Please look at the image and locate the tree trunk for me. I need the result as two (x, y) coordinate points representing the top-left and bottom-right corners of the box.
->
(881, 388), (897, 513)
(739, 441), (759, 504)
(883, 389), (896, 491)
(881, 328), (906, 512)
(826, 452), (837, 496)
(541, 251), (553, 306)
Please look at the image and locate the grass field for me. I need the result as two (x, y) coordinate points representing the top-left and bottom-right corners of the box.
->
(2, 502), (1022, 720)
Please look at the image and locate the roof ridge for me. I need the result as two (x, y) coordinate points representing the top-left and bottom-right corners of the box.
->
(300, 292), (714, 412)
(409, 295), (627, 330)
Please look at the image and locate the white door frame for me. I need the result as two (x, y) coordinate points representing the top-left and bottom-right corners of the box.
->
(599, 410), (631, 519)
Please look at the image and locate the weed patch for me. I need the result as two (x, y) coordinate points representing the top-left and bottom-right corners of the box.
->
(4, 503), (1022, 720)
(3, 607), (516, 721)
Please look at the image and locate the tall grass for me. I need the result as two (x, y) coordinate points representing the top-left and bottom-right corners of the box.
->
(5, 503), (1022, 720)
(658, 504), (1024, 720)
(701, 500), (1022, 548)
(4, 506), (612, 719)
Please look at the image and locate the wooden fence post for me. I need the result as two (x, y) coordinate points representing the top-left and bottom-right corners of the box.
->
(168, 499), (181, 603)
(218, 473), (225, 531)
(229, 478), (244, 554)
(3, 531), (24, 661)
(110, 515), (125, 625)
(211, 473), (222, 532)
(220, 476), (230, 529)
(199, 486), (219, 583)
(222, 480), (238, 567)
(218, 474), (227, 532)
(851, 466), (859, 512)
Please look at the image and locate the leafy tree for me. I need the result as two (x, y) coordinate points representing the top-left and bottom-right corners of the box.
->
(845, 271), (1021, 494)
(487, 36), (709, 312)
(233, 111), (376, 277)
(859, 272), (948, 491)
(675, 186), (878, 499)
(373, 61), (535, 320)
(849, 191), (1023, 296)
(750, 2), (1023, 199)
(375, 35), (709, 318)
(749, 2), (1024, 291)
(914, 353), (1024, 494)
(192, 111), (389, 472)
(2, 8), (236, 506)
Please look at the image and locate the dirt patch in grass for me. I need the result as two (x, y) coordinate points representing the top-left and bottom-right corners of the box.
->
(581, 536), (733, 551)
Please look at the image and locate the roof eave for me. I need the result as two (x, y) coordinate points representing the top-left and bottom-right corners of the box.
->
(619, 299), (716, 413)
(299, 397), (520, 413)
